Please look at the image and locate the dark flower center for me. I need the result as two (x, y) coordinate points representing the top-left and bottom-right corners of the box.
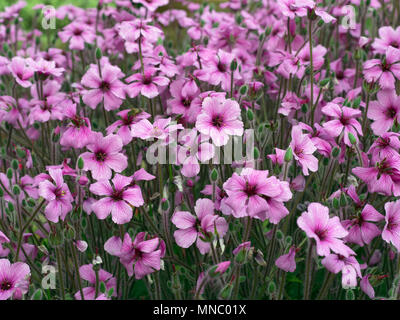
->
(340, 115), (350, 126)
(244, 181), (258, 197)
(142, 76), (152, 85)
(315, 228), (328, 241)
(95, 151), (107, 162)
(73, 29), (83, 36)
(0, 281), (12, 291)
(212, 115), (224, 128)
(100, 81), (110, 92)
(386, 106), (397, 119)
(217, 62), (227, 72)
(111, 189), (124, 201)
(390, 41), (399, 49)
(182, 98), (192, 107)
(381, 62), (391, 71)
(336, 71), (344, 80)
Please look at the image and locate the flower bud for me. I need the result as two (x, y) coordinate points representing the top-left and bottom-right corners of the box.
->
(348, 132), (357, 145)
(210, 168), (218, 182)
(284, 147), (293, 162)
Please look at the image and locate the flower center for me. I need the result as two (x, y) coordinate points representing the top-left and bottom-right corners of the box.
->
(0, 281), (12, 291)
(244, 183), (258, 197)
(112, 189), (124, 201)
(386, 106), (397, 119)
(217, 62), (227, 72)
(73, 29), (83, 36)
(95, 151), (107, 162)
(100, 81), (110, 92)
(142, 76), (152, 85)
(182, 98), (191, 107)
(212, 115), (224, 128)
(315, 228), (328, 241)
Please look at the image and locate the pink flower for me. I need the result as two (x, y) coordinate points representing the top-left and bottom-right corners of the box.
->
(60, 102), (92, 149)
(290, 126), (318, 175)
(74, 264), (117, 300)
(106, 110), (151, 145)
(89, 174), (144, 224)
(322, 101), (363, 146)
(196, 96), (243, 147)
(221, 168), (292, 223)
(104, 232), (165, 279)
(177, 129), (214, 177)
(118, 19), (163, 53)
(372, 26), (400, 54)
(30, 58), (64, 79)
(126, 67), (169, 99)
(58, 22), (96, 50)
(8, 57), (34, 88)
(81, 63), (126, 111)
(131, 117), (183, 141)
(363, 47), (400, 89)
(80, 133), (128, 180)
(38, 168), (73, 223)
(0, 259), (30, 300)
(171, 198), (228, 254)
(321, 254), (361, 276)
(360, 275), (375, 299)
(382, 199), (400, 251)
(367, 90), (400, 136)
(194, 49), (240, 91)
(342, 204), (383, 247)
(275, 246), (297, 272)
(168, 79), (201, 123)
(214, 261), (231, 274)
(368, 132), (400, 163)
(352, 155), (400, 196)
(297, 202), (354, 257)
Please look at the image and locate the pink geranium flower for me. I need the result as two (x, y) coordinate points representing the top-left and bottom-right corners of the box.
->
(60, 102), (92, 149)
(290, 125), (318, 175)
(321, 253), (361, 289)
(382, 199), (400, 251)
(126, 67), (169, 99)
(38, 168), (74, 223)
(168, 78), (201, 123)
(80, 133), (128, 180)
(172, 198), (228, 254)
(106, 109), (151, 145)
(81, 63), (126, 111)
(352, 155), (400, 196)
(89, 174), (144, 224)
(196, 96), (243, 147)
(58, 22), (96, 50)
(297, 202), (354, 257)
(176, 129), (214, 178)
(275, 246), (297, 272)
(131, 117), (183, 141)
(342, 204), (383, 247)
(221, 168), (292, 223)
(194, 49), (240, 91)
(368, 132), (400, 163)
(0, 259), (30, 300)
(104, 232), (165, 279)
(8, 57), (34, 88)
(363, 47), (400, 89)
(372, 26), (400, 54)
(322, 101), (363, 146)
(367, 90), (400, 136)
(74, 264), (117, 300)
